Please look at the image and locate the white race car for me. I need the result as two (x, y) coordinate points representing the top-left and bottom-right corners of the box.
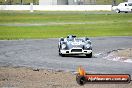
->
(58, 35), (92, 57)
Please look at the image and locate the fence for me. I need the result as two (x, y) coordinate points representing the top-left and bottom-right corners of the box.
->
(0, 0), (127, 5)
(0, 5), (112, 11)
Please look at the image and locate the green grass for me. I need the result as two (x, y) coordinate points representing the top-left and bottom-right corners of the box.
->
(0, 11), (131, 23)
(0, 11), (132, 40)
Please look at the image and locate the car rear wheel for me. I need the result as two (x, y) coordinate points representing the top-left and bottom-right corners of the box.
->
(115, 9), (120, 13)
(86, 52), (92, 58)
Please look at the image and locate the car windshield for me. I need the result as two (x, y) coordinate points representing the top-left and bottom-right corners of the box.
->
(128, 3), (132, 6)
(75, 39), (84, 42)
(68, 38), (73, 41)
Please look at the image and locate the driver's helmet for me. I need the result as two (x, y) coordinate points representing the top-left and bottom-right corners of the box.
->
(67, 35), (76, 41)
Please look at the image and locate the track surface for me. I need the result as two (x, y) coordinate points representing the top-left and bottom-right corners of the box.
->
(0, 37), (132, 75)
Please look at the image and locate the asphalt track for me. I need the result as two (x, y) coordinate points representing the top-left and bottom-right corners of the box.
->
(0, 37), (132, 75)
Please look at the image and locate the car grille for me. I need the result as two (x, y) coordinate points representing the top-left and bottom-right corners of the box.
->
(71, 49), (82, 52)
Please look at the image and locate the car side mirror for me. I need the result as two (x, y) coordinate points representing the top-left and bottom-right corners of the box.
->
(60, 38), (64, 41)
(85, 38), (89, 41)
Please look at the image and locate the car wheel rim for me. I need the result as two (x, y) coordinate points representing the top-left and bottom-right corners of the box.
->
(116, 10), (119, 13)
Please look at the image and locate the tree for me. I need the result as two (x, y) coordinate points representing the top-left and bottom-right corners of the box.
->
(112, 0), (116, 6)
(21, 0), (23, 5)
(9, 0), (13, 5)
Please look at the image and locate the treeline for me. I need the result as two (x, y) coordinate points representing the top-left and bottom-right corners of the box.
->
(0, 0), (127, 5)
(0, 0), (39, 5)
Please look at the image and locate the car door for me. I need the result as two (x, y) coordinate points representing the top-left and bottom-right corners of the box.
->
(117, 3), (125, 11)
(122, 3), (129, 11)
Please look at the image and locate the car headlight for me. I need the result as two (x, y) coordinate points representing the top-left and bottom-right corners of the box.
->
(62, 44), (66, 49)
(87, 40), (91, 45)
(85, 44), (90, 48)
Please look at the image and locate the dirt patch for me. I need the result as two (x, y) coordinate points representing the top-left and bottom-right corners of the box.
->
(104, 48), (132, 63)
(0, 67), (77, 88)
(0, 67), (132, 88)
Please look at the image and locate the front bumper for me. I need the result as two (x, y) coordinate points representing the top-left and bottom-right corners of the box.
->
(60, 48), (92, 54)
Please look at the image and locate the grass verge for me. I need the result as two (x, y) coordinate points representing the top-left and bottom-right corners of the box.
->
(0, 11), (132, 39)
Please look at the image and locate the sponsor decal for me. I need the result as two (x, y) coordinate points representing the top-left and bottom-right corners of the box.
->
(76, 66), (131, 85)
(71, 42), (81, 45)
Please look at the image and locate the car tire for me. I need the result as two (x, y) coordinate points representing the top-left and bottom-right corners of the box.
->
(59, 48), (61, 55)
(76, 75), (86, 85)
(115, 9), (120, 13)
(59, 49), (66, 57)
(61, 54), (66, 57)
(86, 52), (92, 58)
(59, 53), (66, 57)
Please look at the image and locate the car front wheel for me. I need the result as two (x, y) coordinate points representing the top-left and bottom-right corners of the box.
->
(86, 52), (92, 58)
(59, 53), (66, 57)
(59, 49), (66, 57)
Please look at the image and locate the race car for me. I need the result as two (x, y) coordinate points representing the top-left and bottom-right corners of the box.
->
(58, 35), (92, 57)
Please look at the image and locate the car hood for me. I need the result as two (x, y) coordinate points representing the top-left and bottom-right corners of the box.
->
(66, 41), (85, 49)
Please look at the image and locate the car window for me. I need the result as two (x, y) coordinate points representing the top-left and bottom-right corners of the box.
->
(118, 3), (122, 6)
(128, 3), (132, 6)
